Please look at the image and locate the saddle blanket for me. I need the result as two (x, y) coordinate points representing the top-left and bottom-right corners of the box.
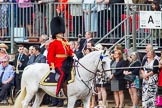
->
(40, 68), (75, 86)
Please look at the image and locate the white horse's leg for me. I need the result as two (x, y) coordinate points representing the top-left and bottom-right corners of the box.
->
(21, 86), (38, 108)
(21, 93), (35, 108)
(82, 95), (91, 108)
(32, 89), (46, 108)
(67, 96), (77, 108)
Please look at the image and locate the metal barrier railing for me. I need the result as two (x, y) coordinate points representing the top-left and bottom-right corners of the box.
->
(0, 2), (161, 53)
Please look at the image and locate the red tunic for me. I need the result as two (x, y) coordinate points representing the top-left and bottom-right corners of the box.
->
(47, 38), (74, 95)
(158, 68), (162, 87)
(47, 38), (74, 68)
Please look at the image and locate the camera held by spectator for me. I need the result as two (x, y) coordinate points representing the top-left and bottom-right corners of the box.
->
(78, 34), (82, 38)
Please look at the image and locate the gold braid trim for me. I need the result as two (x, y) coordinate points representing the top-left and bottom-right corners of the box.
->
(56, 38), (70, 51)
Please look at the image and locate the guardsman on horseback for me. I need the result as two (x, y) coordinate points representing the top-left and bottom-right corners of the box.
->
(47, 16), (74, 96)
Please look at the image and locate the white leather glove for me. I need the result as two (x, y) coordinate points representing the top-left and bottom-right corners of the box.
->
(73, 55), (78, 60)
(50, 69), (55, 73)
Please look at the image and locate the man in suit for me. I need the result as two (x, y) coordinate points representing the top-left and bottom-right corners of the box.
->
(74, 41), (83, 59)
(39, 34), (48, 54)
(27, 45), (46, 65)
(78, 31), (95, 52)
(14, 45), (29, 91)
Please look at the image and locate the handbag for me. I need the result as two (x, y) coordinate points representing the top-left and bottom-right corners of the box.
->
(156, 95), (162, 107)
(124, 74), (136, 82)
(124, 60), (137, 82)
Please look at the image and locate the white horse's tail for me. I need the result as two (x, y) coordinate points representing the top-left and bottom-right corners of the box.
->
(14, 87), (26, 108)
(14, 75), (26, 108)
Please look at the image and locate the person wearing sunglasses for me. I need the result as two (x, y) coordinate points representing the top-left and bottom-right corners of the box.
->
(0, 55), (14, 104)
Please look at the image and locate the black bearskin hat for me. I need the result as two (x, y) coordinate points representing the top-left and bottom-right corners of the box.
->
(50, 16), (65, 39)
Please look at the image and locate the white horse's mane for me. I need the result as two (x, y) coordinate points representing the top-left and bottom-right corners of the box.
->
(79, 50), (103, 61)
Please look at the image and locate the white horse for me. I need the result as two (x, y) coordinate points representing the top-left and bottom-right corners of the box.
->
(14, 50), (111, 108)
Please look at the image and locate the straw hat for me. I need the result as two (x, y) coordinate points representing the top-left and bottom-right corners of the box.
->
(0, 43), (8, 49)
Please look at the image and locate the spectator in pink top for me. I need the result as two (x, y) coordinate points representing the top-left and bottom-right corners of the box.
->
(16, 0), (33, 36)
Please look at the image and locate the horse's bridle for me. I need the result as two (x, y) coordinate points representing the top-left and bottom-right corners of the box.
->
(73, 53), (108, 96)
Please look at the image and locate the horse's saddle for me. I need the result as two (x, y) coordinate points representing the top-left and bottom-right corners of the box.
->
(40, 68), (75, 86)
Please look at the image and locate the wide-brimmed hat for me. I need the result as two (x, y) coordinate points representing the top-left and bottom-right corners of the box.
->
(0, 43), (8, 49)
(93, 44), (103, 51)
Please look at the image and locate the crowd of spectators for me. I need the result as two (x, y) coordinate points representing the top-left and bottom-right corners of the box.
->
(0, 0), (162, 107)
(63, 40), (162, 108)
(107, 43), (162, 108)
(59, 38), (162, 108)
(0, 30), (162, 108)
(0, 0), (161, 41)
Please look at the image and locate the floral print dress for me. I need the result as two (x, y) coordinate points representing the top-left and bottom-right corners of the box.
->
(142, 60), (158, 108)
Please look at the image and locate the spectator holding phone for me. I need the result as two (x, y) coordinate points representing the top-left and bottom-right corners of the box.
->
(78, 32), (95, 52)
